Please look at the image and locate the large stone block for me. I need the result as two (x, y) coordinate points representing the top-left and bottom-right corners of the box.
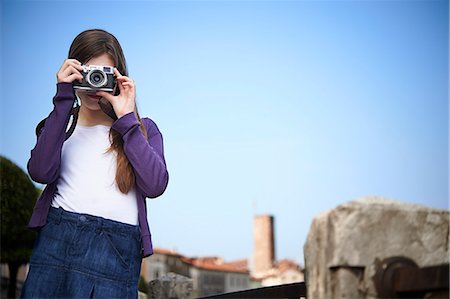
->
(304, 196), (449, 299)
(148, 272), (193, 299)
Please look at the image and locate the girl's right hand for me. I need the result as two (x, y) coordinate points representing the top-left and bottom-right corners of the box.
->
(56, 59), (84, 83)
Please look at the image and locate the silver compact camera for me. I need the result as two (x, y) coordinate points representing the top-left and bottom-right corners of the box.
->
(73, 65), (116, 92)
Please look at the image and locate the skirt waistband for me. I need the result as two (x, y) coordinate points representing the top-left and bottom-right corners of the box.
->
(48, 206), (140, 237)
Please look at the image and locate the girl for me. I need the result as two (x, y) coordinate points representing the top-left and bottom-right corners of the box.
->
(20, 29), (169, 298)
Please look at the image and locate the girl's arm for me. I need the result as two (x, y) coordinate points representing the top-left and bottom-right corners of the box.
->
(97, 68), (168, 197)
(28, 59), (83, 184)
(111, 113), (169, 198)
(27, 83), (76, 183)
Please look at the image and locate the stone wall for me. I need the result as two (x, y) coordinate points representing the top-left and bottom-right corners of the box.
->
(147, 272), (193, 299)
(303, 196), (449, 299)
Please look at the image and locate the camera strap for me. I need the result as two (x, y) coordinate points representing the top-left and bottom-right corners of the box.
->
(65, 104), (79, 140)
(35, 94), (118, 141)
(98, 97), (118, 121)
(35, 103), (80, 141)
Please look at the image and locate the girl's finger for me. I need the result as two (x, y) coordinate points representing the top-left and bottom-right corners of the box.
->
(119, 78), (134, 86)
(121, 82), (134, 89)
(57, 59), (83, 83)
(66, 58), (81, 65)
(116, 76), (132, 84)
(116, 79), (125, 94)
(75, 73), (83, 83)
(68, 61), (84, 71)
(114, 67), (122, 77)
(65, 73), (83, 83)
(62, 59), (81, 71)
(62, 65), (81, 79)
(66, 65), (81, 74)
(96, 91), (115, 102)
(59, 66), (79, 82)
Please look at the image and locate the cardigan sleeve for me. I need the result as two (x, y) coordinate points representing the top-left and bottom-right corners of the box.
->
(27, 83), (76, 184)
(111, 112), (169, 198)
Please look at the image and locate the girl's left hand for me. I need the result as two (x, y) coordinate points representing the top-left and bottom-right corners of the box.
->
(96, 68), (136, 119)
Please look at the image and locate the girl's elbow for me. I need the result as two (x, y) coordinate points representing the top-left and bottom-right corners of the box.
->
(27, 160), (58, 184)
(27, 160), (43, 183)
(29, 171), (58, 184)
(144, 171), (169, 198)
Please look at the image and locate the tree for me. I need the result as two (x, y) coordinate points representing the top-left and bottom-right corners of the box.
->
(0, 156), (38, 298)
(138, 275), (149, 294)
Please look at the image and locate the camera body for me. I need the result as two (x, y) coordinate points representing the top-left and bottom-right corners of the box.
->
(73, 65), (116, 92)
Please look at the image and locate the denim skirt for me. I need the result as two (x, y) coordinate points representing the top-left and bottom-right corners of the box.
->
(20, 206), (142, 299)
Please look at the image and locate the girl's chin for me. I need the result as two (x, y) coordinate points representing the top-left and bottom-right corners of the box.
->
(85, 93), (103, 101)
(80, 96), (102, 111)
(83, 104), (101, 111)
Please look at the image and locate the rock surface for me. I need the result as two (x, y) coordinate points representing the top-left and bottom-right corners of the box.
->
(148, 272), (193, 299)
(303, 196), (449, 299)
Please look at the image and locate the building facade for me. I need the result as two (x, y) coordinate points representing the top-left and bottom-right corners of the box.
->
(140, 214), (304, 296)
(141, 250), (251, 297)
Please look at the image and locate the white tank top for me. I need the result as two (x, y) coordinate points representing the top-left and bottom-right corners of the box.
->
(52, 124), (138, 225)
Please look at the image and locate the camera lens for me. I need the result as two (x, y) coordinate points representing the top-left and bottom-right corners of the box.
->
(92, 74), (102, 83)
(87, 69), (107, 87)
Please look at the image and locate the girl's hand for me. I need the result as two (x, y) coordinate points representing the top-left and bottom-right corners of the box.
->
(57, 59), (84, 83)
(96, 68), (136, 119)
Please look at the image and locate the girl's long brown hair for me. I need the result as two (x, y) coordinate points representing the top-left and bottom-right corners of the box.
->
(68, 29), (147, 194)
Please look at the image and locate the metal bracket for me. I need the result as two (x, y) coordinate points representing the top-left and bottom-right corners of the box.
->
(373, 256), (449, 298)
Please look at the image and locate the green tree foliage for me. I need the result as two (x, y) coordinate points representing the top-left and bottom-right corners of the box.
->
(0, 156), (38, 298)
(138, 275), (149, 294)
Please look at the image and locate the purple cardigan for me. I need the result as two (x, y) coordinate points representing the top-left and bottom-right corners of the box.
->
(27, 82), (169, 258)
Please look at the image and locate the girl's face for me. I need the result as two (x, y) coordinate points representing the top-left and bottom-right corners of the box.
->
(76, 53), (115, 111)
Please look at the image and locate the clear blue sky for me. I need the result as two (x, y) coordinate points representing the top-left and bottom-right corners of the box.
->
(1, 0), (448, 266)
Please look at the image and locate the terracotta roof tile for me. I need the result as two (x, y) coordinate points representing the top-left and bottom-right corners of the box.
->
(153, 247), (182, 257)
(275, 259), (302, 273)
(154, 248), (249, 273)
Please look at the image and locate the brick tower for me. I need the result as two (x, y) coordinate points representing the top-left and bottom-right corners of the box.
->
(253, 215), (275, 276)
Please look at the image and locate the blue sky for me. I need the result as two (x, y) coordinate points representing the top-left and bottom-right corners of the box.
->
(1, 0), (448, 265)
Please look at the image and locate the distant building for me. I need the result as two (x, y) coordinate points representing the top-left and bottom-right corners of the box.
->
(141, 249), (251, 297)
(188, 257), (250, 296)
(254, 259), (304, 287)
(141, 248), (190, 282)
(252, 214), (304, 286)
(141, 214), (304, 296)
(252, 215), (276, 276)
